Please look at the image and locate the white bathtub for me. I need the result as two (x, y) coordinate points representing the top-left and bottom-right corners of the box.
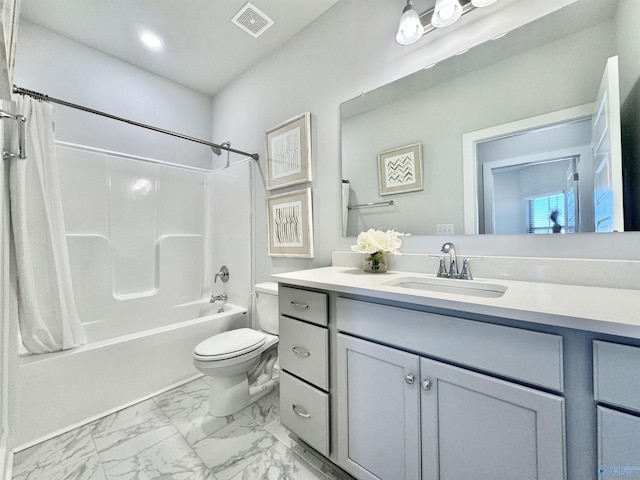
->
(13, 302), (248, 449)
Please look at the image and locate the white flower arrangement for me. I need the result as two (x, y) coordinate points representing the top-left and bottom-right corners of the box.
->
(351, 228), (407, 256)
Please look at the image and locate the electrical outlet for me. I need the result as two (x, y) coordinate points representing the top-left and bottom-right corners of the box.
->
(436, 224), (454, 235)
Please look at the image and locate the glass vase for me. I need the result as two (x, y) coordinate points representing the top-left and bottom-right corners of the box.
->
(364, 252), (387, 273)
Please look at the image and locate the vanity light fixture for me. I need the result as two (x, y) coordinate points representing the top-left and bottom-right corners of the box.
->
(395, 0), (499, 46)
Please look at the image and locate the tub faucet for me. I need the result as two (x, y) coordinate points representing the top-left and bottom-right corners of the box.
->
(210, 293), (228, 303)
(440, 242), (458, 278)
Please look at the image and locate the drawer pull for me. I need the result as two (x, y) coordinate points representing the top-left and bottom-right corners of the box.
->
(292, 404), (311, 419)
(291, 346), (311, 357)
(290, 301), (309, 310)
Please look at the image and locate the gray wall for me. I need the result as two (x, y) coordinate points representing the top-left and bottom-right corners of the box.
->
(209, 0), (640, 287)
(14, 21), (214, 169)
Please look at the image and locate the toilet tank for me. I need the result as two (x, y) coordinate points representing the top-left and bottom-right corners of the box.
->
(254, 282), (279, 334)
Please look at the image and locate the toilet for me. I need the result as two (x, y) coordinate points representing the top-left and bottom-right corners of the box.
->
(193, 282), (279, 417)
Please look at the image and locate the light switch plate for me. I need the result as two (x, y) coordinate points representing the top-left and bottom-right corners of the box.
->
(436, 224), (454, 235)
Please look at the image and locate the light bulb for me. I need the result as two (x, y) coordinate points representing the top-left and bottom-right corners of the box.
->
(396, 2), (424, 45)
(431, 0), (463, 28)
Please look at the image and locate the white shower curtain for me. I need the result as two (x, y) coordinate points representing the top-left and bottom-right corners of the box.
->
(9, 96), (86, 353)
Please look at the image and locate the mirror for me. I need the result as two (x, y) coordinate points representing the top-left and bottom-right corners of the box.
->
(340, 0), (640, 236)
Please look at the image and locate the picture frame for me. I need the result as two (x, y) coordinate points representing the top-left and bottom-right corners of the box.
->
(266, 112), (312, 190)
(267, 187), (314, 258)
(377, 143), (423, 196)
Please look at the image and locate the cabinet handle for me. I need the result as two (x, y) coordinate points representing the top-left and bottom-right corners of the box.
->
(291, 346), (310, 357)
(421, 379), (432, 391)
(405, 374), (415, 385)
(290, 301), (309, 310)
(292, 404), (311, 418)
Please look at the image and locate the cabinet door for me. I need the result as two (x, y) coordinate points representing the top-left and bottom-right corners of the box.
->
(420, 357), (566, 480)
(337, 334), (420, 480)
(597, 406), (640, 477)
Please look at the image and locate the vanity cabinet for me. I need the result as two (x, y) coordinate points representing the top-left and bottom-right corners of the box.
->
(275, 270), (640, 480)
(337, 333), (566, 480)
(278, 286), (330, 456)
(335, 297), (566, 480)
(593, 341), (640, 474)
(336, 334), (420, 480)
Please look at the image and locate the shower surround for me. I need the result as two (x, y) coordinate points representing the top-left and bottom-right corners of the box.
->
(12, 143), (249, 448)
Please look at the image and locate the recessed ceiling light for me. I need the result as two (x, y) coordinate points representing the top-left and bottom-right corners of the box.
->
(139, 31), (163, 51)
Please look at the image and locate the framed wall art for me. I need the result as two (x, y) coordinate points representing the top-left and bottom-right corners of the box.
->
(378, 143), (423, 196)
(266, 112), (311, 190)
(267, 187), (314, 257)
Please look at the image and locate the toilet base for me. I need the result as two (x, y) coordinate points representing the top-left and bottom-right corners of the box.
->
(208, 375), (279, 417)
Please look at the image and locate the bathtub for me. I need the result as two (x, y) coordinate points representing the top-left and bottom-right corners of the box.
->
(13, 302), (248, 450)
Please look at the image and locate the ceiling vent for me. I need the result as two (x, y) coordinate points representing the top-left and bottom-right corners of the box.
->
(231, 2), (274, 39)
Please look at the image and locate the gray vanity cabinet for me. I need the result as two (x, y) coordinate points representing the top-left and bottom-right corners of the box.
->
(420, 357), (565, 480)
(278, 286), (330, 456)
(336, 333), (421, 480)
(593, 341), (640, 475)
(337, 333), (565, 480)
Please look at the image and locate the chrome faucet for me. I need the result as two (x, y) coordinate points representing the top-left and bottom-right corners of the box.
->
(437, 242), (473, 280)
(210, 293), (228, 303)
(441, 242), (458, 278)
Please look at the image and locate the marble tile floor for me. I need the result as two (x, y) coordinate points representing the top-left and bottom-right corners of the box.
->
(12, 376), (354, 480)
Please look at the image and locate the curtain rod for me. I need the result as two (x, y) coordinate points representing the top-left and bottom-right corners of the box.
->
(13, 85), (259, 161)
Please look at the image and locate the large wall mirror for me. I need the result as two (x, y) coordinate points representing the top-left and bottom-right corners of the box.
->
(340, 0), (640, 237)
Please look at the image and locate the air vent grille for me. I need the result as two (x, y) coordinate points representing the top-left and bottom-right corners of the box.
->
(231, 2), (274, 38)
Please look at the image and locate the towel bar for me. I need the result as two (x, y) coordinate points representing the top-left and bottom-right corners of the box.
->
(347, 200), (395, 210)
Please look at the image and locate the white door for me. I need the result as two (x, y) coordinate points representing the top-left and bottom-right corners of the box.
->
(592, 56), (624, 232)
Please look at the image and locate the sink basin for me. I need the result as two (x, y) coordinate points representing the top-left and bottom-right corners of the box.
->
(382, 276), (507, 298)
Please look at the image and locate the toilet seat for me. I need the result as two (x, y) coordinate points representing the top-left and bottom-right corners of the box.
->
(194, 328), (266, 361)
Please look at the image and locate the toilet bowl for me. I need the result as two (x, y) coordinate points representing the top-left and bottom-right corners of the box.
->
(193, 282), (279, 417)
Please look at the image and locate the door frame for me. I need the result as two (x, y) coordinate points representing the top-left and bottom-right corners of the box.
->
(462, 103), (593, 234)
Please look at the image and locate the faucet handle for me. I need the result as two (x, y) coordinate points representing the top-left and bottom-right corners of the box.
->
(437, 257), (448, 277)
(214, 265), (230, 283)
(459, 257), (481, 280)
(459, 258), (473, 280)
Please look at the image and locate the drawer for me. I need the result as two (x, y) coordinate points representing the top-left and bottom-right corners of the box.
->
(597, 406), (640, 471)
(279, 316), (328, 390)
(280, 370), (329, 456)
(336, 297), (564, 392)
(594, 341), (640, 413)
(279, 286), (327, 326)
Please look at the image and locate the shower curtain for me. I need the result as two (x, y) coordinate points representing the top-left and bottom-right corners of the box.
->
(9, 96), (86, 353)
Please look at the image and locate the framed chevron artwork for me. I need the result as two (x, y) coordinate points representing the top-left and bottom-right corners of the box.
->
(377, 143), (423, 196)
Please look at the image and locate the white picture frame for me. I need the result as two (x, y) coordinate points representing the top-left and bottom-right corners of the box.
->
(266, 112), (312, 190)
(378, 143), (423, 196)
(267, 187), (314, 257)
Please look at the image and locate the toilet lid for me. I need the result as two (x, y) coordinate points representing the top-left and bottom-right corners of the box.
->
(194, 328), (266, 360)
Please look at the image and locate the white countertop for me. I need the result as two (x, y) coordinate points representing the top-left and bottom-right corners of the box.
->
(272, 266), (640, 339)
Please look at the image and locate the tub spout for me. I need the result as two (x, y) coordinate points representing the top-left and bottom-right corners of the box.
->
(210, 293), (228, 303)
